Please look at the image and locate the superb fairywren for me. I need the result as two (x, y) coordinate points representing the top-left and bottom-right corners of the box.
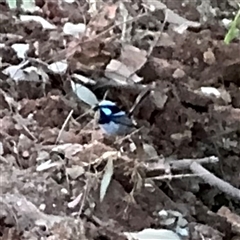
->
(93, 100), (136, 136)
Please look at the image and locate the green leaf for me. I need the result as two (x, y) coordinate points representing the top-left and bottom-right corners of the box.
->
(224, 9), (240, 44)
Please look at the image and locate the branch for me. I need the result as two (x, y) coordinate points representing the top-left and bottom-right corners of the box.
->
(190, 162), (240, 201)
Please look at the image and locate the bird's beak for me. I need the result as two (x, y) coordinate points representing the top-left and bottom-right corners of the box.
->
(92, 104), (99, 111)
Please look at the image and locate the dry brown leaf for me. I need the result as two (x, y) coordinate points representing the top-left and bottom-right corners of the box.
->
(105, 59), (143, 84)
(120, 44), (147, 74)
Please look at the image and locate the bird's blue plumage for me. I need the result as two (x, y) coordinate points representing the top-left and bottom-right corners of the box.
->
(94, 100), (135, 135)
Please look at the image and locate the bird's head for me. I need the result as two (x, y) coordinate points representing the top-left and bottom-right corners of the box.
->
(93, 100), (124, 117)
(93, 100), (135, 135)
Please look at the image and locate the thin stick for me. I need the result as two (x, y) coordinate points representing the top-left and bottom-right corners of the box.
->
(71, 12), (148, 48)
(128, 87), (152, 116)
(114, 127), (143, 144)
(146, 9), (168, 57)
(150, 173), (208, 180)
(117, 10), (168, 116)
(55, 109), (74, 144)
(75, 109), (91, 121)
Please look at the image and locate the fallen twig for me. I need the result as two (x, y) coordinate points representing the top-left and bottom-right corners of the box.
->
(190, 162), (240, 201)
(55, 109), (74, 144)
(146, 156), (218, 171)
(169, 156), (219, 170)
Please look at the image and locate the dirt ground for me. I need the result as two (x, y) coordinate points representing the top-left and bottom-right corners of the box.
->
(0, 0), (240, 239)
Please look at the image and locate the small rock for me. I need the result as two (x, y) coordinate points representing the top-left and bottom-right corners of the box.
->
(22, 150), (30, 158)
(203, 48), (216, 65)
(172, 68), (186, 79)
(39, 204), (46, 211)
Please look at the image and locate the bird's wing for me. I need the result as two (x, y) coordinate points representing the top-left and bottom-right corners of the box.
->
(111, 115), (136, 128)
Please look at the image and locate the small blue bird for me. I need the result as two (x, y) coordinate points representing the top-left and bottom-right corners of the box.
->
(93, 100), (136, 136)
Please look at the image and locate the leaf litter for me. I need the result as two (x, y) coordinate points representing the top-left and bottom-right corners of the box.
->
(1, 0), (240, 240)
